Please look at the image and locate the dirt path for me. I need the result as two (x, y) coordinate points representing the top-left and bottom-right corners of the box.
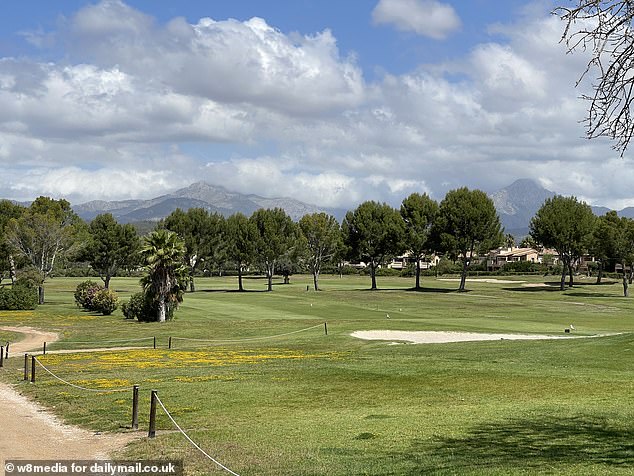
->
(0, 326), (140, 464)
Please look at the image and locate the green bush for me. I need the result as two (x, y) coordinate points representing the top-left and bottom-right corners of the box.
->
(15, 268), (43, 288)
(433, 258), (463, 276)
(92, 288), (119, 315)
(74, 280), (102, 309)
(339, 265), (361, 275)
(0, 285), (38, 310)
(122, 292), (147, 320)
(74, 280), (119, 315)
(501, 261), (542, 273)
(376, 267), (402, 276)
(122, 292), (174, 322)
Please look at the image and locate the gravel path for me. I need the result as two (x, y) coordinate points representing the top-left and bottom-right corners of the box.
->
(0, 326), (140, 464)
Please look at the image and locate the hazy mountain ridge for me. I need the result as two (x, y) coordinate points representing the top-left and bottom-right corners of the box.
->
(7, 180), (634, 229)
(489, 179), (556, 235)
(489, 179), (634, 238)
(72, 182), (343, 223)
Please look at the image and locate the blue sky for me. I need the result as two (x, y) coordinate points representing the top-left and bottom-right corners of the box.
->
(1, 1), (632, 209)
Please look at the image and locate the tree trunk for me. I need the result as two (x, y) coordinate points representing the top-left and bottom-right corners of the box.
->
(189, 275), (195, 293)
(238, 266), (244, 292)
(415, 259), (421, 289)
(622, 263), (629, 297)
(158, 296), (166, 322)
(9, 254), (16, 284)
(568, 264), (574, 287)
(104, 275), (111, 290)
(283, 274), (290, 285)
(629, 266), (633, 285)
(313, 271), (319, 291)
(459, 259), (468, 292)
(267, 269), (273, 292)
(38, 286), (44, 305)
(370, 263), (377, 290)
(596, 262), (603, 284)
(560, 260), (567, 291)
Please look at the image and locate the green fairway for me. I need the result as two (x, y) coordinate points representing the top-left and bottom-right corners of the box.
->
(1, 274), (633, 475)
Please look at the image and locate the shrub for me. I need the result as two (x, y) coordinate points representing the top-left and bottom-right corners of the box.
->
(122, 292), (175, 322)
(338, 265), (361, 275)
(74, 280), (119, 315)
(433, 258), (463, 276)
(92, 288), (119, 315)
(0, 284), (38, 310)
(375, 267), (402, 277)
(15, 268), (43, 288)
(122, 292), (147, 320)
(501, 261), (542, 273)
(74, 280), (102, 309)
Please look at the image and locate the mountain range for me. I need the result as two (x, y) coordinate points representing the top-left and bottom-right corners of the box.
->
(489, 178), (634, 238)
(9, 179), (634, 235)
(72, 181), (346, 223)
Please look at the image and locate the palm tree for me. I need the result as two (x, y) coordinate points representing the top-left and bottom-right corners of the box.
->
(140, 229), (187, 322)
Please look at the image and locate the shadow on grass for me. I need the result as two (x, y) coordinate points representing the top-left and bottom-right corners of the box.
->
(405, 287), (459, 294)
(565, 292), (622, 298)
(198, 289), (268, 293)
(404, 415), (634, 474)
(357, 287), (461, 293)
(502, 286), (563, 293)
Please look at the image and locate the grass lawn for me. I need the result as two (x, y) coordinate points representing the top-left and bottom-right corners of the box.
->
(1, 273), (633, 475)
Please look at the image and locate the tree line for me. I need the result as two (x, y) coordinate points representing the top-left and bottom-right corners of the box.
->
(1, 189), (634, 319)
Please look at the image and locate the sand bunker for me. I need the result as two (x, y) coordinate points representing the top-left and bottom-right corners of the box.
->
(350, 330), (604, 344)
(438, 278), (526, 284)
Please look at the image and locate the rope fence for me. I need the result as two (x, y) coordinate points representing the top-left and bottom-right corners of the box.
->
(155, 393), (241, 476)
(170, 323), (326, 345)
(17, 323), (329, 474)
(58, 336), (155, 345)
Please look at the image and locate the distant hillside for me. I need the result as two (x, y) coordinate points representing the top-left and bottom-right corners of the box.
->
(489, 179), (556, 237)
(73, 181), (345, 223)
(489, 179), (631, 239)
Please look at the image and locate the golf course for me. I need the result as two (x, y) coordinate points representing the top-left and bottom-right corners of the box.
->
(1, 274), (633, 475)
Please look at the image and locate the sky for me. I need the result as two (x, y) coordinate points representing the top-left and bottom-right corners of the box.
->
(0, 0), (632, 210)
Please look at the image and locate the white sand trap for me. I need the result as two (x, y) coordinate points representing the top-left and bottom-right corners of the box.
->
(350, 330), (612, 344)
(521, 282), (560, 288)
(438, 278), (525, 284)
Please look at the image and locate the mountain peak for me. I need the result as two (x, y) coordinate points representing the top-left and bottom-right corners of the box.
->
(505, 178), (552, 194)
(489, 178), (556, 236)
(73, 181), (339, 223)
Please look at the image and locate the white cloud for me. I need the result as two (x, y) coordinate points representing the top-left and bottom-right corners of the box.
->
(63, 4), (365, 116)
(372, 0), (461, 39)
(4, 166), (188, 203)
(3, 1), (634, 211)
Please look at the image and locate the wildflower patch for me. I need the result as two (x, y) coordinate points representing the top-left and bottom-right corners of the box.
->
(39, 348), (346, 372)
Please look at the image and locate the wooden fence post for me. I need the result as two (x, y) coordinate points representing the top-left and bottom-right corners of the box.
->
(5, 342), (9, 359)
(43, 342), (46, 355)
(153, 337), (156, 349)
(132, 385), (139, 430)
(24, 354), (28, 381)
(148, 390), (158, 438)
(0, 346), (4, 368)
(324, 322), (328, 335)
(31, 356), (36, 383)
(168, 337), (172, 350)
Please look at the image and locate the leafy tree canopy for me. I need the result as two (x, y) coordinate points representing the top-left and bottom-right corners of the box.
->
(435, 187), (503, 291)
(342, 201), (404, 290)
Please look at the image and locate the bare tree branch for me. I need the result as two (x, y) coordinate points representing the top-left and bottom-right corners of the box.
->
(555, 0), (634, 154)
